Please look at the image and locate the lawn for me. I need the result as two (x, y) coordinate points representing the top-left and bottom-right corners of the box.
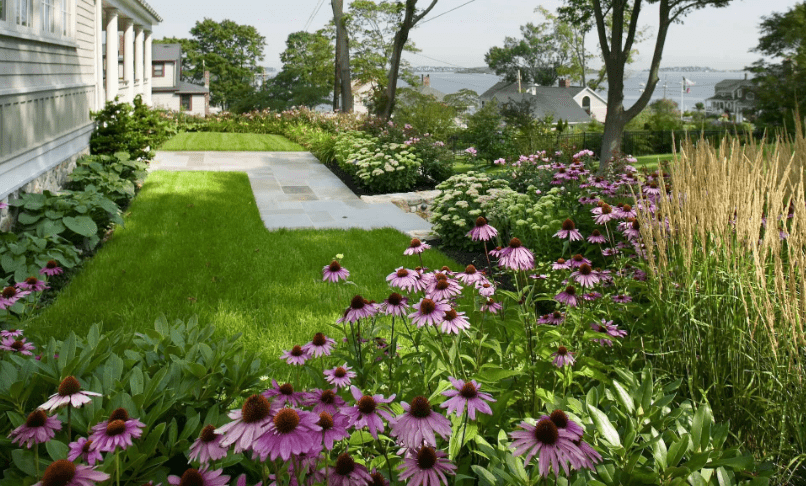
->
(29, 171), (458, 360)
(159, 132), (304, 151)
(633, 153), (673, 171)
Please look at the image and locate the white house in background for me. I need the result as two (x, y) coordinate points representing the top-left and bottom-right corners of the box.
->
(150, 43), (209, 117)
(0, 0), (161, 227)
(479, 79), (608, 125)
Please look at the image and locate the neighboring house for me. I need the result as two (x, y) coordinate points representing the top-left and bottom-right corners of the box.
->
(351, 81), (377, 115)
(150, 43), (209, 117)
(0, 0), (161, 228)
(704, 75), (755, 122)
(479, 79), (608, 125)
(408, 74), (446, 101)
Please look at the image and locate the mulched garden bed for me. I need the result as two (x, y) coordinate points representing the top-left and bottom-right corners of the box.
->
(323, 162), (438, 197)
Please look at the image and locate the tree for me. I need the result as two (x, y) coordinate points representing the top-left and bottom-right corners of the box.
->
(559, 0), (733, 167)
(444, 89), (480, 115)
(748, 2), (806, 130)
(331, 0), (353, 112)
(484, 20), (570, 86)
(646, 98), (683, 130)
(694, 101), (705, 111)
(272, 30), (334, 108)
(394, 89), (457, 140)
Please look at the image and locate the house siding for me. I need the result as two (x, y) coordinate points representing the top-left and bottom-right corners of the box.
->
(151, 61), (174, 88)
(152, 92), (206, 117)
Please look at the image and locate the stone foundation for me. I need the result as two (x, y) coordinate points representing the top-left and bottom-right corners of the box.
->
(0, 149), (87, 233)
(361, 189), (441, 239)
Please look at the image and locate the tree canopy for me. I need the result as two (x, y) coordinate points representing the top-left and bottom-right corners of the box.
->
(484, 20), (569, 86)
(272, 30), (335, 108)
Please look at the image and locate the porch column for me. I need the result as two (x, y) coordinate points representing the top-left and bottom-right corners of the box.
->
(95, 0), (103, 109)
(104, 8), (118, 102)
(144, 30), (152, 105)
(134, 25), (144, 98)
(122, 18), (134, 103)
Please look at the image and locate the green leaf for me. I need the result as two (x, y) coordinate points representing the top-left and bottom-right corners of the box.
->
(63, 216), (98, 237)
(17, 212), (41, 225)
(587, 404), (621, 447)
(41, 219), (66, 237)
(130, 366), (144, 395)
(471, 465), (498, 486)
(611, 380), (635, 414)
(45, 440), (69, 460)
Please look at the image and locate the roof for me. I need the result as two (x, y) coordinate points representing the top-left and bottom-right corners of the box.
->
(714, 78), (754, 92)
(410, 85), (446, 101)
(152, 44), (181, 62)
(480, 80), (584, 100)
(134, 0), (162, 22)
(153, 81), (209, 94)
(480, 81), (592, 123)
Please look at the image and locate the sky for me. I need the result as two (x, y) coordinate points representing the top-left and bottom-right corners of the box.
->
(151, 0), (802, 72)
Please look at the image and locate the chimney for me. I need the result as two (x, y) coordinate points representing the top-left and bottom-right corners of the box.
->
(204, 70), (210, 116)
(559, 79), (570, 88)
(421, 74), (424, 85)
(424, 74), (430, 87)
(744, 73), (748, 80)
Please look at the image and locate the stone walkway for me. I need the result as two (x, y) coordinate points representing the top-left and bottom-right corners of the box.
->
(150, 151), (433, 235)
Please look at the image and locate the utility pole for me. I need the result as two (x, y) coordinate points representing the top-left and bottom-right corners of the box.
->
(331, 0), (353, 112)
(518, 69), (522, 93)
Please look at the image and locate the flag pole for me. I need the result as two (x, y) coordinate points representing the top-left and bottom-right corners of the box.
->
(681, 77), (685, 121)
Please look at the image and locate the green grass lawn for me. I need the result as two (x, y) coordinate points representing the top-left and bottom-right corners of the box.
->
(633, 153), (674, 172)
(30, 171), (458, 360)
(159, 132), (304, 151)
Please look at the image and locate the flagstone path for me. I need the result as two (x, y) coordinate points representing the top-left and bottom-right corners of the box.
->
(150, 151), (433, 236)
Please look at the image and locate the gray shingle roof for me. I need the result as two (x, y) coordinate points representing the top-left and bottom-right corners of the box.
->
(714, 79), (753, 92)
(480, 81), (591, 123)
(152, 44), (181, 62)
(480, 81), (584, 99)
(152, 81), (209, 94)
(410, 85), (446, 101)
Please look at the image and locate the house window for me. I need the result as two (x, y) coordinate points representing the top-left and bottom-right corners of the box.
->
(180, 94), (192, 111)
(582, 96), (591, 115)
(59, 0), (70, 35)
(42, 0), (55, 33)
(1, 0), (5, 21)
(153, 63), (164, 77)
(16, 0), (32, 26)
(737, 89), (742, 98)
(747, 92), (755, 101)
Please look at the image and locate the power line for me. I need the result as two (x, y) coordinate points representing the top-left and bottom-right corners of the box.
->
(418, 0), (478, 25)
(409, 51), (468, 69)
(304, 0), (328, 32)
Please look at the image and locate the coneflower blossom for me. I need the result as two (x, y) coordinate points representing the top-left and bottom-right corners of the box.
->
(551, 347), (575, 368)
(304, 388), (346, 415)
(263, 380), (305, 407)
(302, 332), (336, 358)
(40, 376), (101, 411)
(34, 460), (109, 486)
(554, 286), (579, 307)
(475, 282), (495, 297)
(316, 411), (350, 450)
(325, 453), (373, 486)
(344, 386), (396, 439)
(0, 336), (35, 355)
(622, 218), (641, 240)
(575, 439), (603, 470)
(39, 260), (63, 276)
(338, 295), (378, 323)
(553, 219), (583, 241)
(440, 309), (471, 335)
(615, 204), (637, 219)
(569, 254), (591, 268)
(510, 417), (586, 477)
(0, 329), (22, 338)
(391, 396), (452, 447)
(544, 409), (584, 441)
(570, 264), (600, 288)
(67, 437), (103, 466)
(456, 265), (486, 285)
(583, 291), (602, 301)
(397, 446), (456, 486)
(386, 267), (419, 292)
(587, 230), (607, 244)
(612, 293), (632, 303)
(440, 377), (495, 419)
(498, 238), (535, 271)
(88, 407), (144, 453)
(189, 425), (228, 464)
(466, 217), (498, 241)
(0, 285), (29, 308)
(480, 298), (502, 313)
(168, 467), (230, 486)
(643, 181), (662, 196)
(9, 409), (61, 448)
(538, 311), (565, 325)
(322, 260), (350, 282)
(590, 320), (627, 346)
(17, 276), (48, 292)
(280, 345), (309, 366)
(369, 468), (390, 486)
(216, 395), (275, 453)
(404, 238), (430, 255)
(381, 292), (410, 317)
(552, 258), (571, 271)
(324, 365), (356, 389)
(427, 278), (463, 301)
(409, 298), (451, 328)
(253, 408), (321, 461)
(591, 204), (614, 224)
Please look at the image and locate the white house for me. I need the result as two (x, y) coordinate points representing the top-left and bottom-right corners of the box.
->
(704, 75), (755, 122)
(479, 79), (608, 125)
(150, 43), (209, 117)
(0, 0), (161, 229)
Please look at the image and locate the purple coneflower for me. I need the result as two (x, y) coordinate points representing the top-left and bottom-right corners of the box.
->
(338, 295), (378, 323)
(551, 347), (575, 368)
(9, 409), (61, 448)
(591, 203), (614, 224)
(404, 238), (430, 256)
(583, 291), (602, 301)
(263, 380), (305, 407)
(41, 376), (102, 411)
(569, 254), (591, 268)
(571, 263), (600, 288)
(554, 286), (579, 307)
(0, 328), (23, 338)
(343, 386), (395, 439)
(545, 409), (584, 441)
(369, 468), (390, 486)
(386, 267), (419, 292)
(302, 332), (336, 358)
(475, 281), (495, 297)
(304, 388), (346, 415)
(440, 309), (471, 335)
(189, 425), (228, 464)
(323, 260), (350, 282)
(575, 439), (603, 470)
(538, 310), (565, 325)
(67, 437), (103, 466)
(467, 217), (498, 241)
(40, 260), (64, 276)
(498, 238), (535, 271)
(427, 278), (462, 301)
(480, 298), (502, 313)
(409, 298), (451, 328)
(168, 467), (230, 486)
(17, 276), (49, 292)
(440, 377), (494, 420)
(1, 336), (35, 354)
(456, 265), (486, 285)
(643, 181), (662, 196)
(253, 407), (320, 461)
(33, 460), (109, 486)
(554, 219), (583, 241)
(591, 319), (627, 346)
(0, 285), (29, 308)
(552, 258), (571, 270)
(216, 394), (275, 453)
(315, 411), (350, 451)
(280, 345), (309, 366)
(88, 407), (144, 452)
(622, 218), (641, 240)
(587, 230), (607, 244)
(602, 247), (620, 257)
(488, 246), (503, 258)
(615, 203), (637, 219)
(510, 417), (586, 477)
(391, 396), (452, 447)
(324, 365), (356, 389)
(612, 293), (632, 303)
(397, 446), (456, 486)
(381, 292), (410, 317)
(325, 453), (373, 486)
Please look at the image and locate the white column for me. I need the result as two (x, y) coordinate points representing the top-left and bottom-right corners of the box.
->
(104, 8), (118, 102)
(122, 19), (134, 103)
(95, 0), (103, 109)
(134, 25), (144, 98)
(144, 30), (152, 105)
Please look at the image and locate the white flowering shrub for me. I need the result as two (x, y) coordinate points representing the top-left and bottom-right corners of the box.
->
(431, 171), (510, 249)
(333, 131), (376, 175)
(350, 142), (422, 193)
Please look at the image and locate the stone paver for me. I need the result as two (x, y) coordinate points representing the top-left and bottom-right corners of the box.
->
(150, 151), (432, 236)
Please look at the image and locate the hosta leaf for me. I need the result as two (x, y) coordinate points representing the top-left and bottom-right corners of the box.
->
(63, 216), (98, 237)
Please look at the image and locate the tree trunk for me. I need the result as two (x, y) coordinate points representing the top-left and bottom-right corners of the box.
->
(333, 34), (340, 110)
(599, 104), (627, 165)
(332, 0), (353, 112)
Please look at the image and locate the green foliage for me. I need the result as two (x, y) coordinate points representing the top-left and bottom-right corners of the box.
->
(67, 152), (147, 206)
(646, 98), (684, 131)
(90, 96), (168, 160)
(349, 141), (422, 193)
(0, 232), (81, 284)
(334, 131), (377, 173)
(465, 100), (518, 163)
(481, 186), (565, 252)
(393, 88), (457, 141)
(407, 136), (455, 184)
(0, 317), (267, 485)
(484, 20), (567, 86)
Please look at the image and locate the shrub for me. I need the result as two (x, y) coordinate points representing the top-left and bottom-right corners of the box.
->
(333, 131), (376, 174)
(406, 136), (454, 184)
(0, 232), (81, 284)
(350, 141), (422, 193)
(67, 152), (147, 206)
(90, 95), (167, 160)
(465, 99), (518, 163)
(393, 89), (457, 141)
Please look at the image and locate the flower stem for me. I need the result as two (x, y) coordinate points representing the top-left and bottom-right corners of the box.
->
(67, 405), (72, 443)
(34, 444), (40, 481)
(116, 450), (120, 486)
